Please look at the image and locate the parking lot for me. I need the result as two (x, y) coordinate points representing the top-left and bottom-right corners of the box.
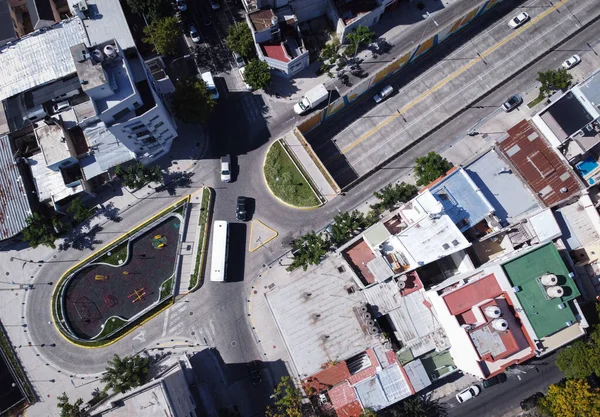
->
(304, 0), (583, 189)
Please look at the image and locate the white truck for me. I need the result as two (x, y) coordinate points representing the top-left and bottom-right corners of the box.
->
(294, 83), (329, 115)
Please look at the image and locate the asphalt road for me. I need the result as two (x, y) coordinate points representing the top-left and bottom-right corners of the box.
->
(445, 352), (564, 417)
(18, 2), (600, 416)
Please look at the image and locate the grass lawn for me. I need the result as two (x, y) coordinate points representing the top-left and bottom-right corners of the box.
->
(159, 277), (174, 299)
(94, 317), (128, 340)
(527, 95), (546, 108)
(264, 141), (320, 207)
(99, 241), (129, 266)
(189, 188), (211, 291)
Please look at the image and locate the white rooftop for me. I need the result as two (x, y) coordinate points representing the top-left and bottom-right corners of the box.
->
(29, 152), (82, 202)
(0, 18), (88, 101)
(35, 124), (71, 166)
(72, 0), (136, 49)
(266, 258), (376, 376)
(354, 364), (412, 411)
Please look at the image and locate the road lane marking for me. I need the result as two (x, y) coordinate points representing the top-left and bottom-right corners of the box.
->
(332, 0), (569, 160)
(161, 306), (171, 337)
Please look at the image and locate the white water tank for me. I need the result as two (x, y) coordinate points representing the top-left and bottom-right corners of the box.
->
(104, 44), (117, 59)
(397, 280), (406, 290)
(484, 306), (501, 319)
(540, 273), (558, 287)
(547, 286), (564, 298)
(92, 49), (104, 62)
(492, 318), (508, 331)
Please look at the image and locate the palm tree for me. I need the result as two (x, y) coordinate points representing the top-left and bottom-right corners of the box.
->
(287, 231), (328, 271)
(383, 395), (448, 417)
(101, 354), (151, 394)
(331, 210), (367, 246)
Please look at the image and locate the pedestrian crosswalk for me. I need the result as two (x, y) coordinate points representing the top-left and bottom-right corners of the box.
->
(161, 300), (216, 347)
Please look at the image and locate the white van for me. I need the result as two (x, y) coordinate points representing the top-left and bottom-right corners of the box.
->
(26, 105), (47, 123)
(201, 72), (219, 100)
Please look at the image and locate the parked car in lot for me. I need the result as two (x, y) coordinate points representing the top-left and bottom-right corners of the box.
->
(239, 67), (252, 91)
(456, 385), (481, 403)
(482, 373), (507, 388)
(508, 12), (530, 29)
(190, 25), (201, 43)
(502, 94), (523, 112)
(220, 155), (231, 183)
(236, 196), (248, 221)
(176, 0), (187, 11)
(562, 54), (581, 70)
(373, 85), (394, 104)
(520, 392), (544, 410)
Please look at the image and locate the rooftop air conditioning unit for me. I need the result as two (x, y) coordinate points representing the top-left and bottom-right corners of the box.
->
(547, 286), (564, 298)
(492, 318), (508, 331)
(540, 273), (558, 287)
(484, 306), (501, 319)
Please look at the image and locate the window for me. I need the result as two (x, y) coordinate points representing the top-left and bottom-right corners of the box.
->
(456, 218), (470, 229)
(135, 130), (151, 138)
(112, 107), (130, 121)
(153, 121), (164, 130)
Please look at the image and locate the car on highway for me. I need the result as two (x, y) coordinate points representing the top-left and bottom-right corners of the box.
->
(508, 12), (530, 29)
(220, 155), (231, 182)
(562, 54), (581, 70)
(239, 67), (252, 91)
(236, 196), (248, 221)
(502, 94), (522, 112)
(190, 25), (201, 43)
(456, 385), (481, 403)
(520, 392), (544, 410)
(482, 372), (507, 388)
(176, 0), (187, 11)
(373, 85), (394, 104)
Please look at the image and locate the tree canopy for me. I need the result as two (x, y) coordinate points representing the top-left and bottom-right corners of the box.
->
(57, 393), (87, 417)
(287, 231), (328, 271)
(226, 23), (255, 58)
(126, 0), (170, 20)
(330, 210), (371, 246)
(265, 376), (303, 417)
(143, 16), (180, 56)
(538, 379), (600, 417)
(556, 326), (600, 379)
(537, 68), (573, 98)
(22, 212), (62, 249)
(346, 25), (375, 57)
(101, 354), (151, 394)
(382, 395), (448, 417)
(243, 59), (272, 91)
(373, 182), (418, 211)
(171, 77), (216, 124)
(414, 152), (453, 186)
(67, 198), (91, 224)
(115, 162), (163, 190)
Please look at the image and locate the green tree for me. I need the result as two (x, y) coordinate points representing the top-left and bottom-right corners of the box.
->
(383, 395), (448, 417)
(373, 182), (418, 211)
(320, 38), (341, 76)
(414, 152), (453, 187)
(537, 68), (573, 98)
(101, 354), (151, 394)
(330, 210), (368, 246)
(538, 379), (600, 417)
(126, 0), (169, 21)
(143, 16), (179, 56)
(67, 198), (91, 224)
(346, 25), (375, 58)
(287, 231), (328, 271)
(57, 393), (87, 417)
(243, 59), (271, 90)
(171, 77), (216, 124)
(556, 326), (600, 379)
(22, 212), (60, 249)
(359, 409), (378, 417)
(266, 376), (302, 417)
(115, 162), (164, 189)
(226, 23), (255, 58)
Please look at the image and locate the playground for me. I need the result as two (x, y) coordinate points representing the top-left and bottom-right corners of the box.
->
(62, 215), (182, 340)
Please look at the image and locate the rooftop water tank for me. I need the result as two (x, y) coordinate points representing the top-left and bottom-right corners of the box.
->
(484, 306), (501, 319)
(547, 286), (564, 299)
(92, 49), (104, 63)
(104, 44), (117, 59)
(492, 318), (508, 331)
(540, 273), (558, 287)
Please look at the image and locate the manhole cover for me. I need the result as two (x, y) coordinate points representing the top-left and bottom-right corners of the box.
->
(253, 290), (257, 294)
(191, 332), (195, 336)
(189, 312), (193, 316)
(231, 341), (237, 347)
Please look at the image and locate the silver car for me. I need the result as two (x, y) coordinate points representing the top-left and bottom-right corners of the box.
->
(502, 94), (522, 112)
(373, 85), (394, 104)
(562, 55), (581, 70)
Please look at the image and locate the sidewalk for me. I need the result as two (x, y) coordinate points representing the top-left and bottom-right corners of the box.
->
(177, 193), (204, 293)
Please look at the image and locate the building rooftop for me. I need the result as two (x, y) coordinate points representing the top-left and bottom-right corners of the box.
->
(72, 0), (135, 50)
(539, 92), (595, 142)
(266, 258), (376, 376)
(29, 152), (82, 202)
(496, 120), (583, 207)
(80, 120), (135, 178)
(354, 364), (412, 412)
(0, 135), (32, 240)
(427, 166), (495, 232)
(27, 0), (55, 28)
(248, 8), (275, 32)
(35, 124), (71, 166)
(502, 243), (580, 338)
(0, 0), (17, 43)
(334, 0), (378, 25)
(465, 149), (542, 225)
(554, 198), (600, 250)
(0, 18), (87, 102)
(577, 68), (600, 110)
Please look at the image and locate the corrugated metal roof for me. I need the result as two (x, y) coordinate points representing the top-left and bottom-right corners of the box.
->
(354, 364), (412, 411)
(0, 18), (87, 101)
(403, 359), (431, 392)
(496, 120), (583, 207)
(0, 135), (32, 239)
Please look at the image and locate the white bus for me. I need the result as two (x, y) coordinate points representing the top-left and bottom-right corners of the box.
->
(210, 220), (229, 282)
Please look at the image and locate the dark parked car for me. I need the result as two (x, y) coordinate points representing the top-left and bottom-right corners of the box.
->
(482, 372), (507, 388)
(236, 196), (247, 221)
(520, 392), (544, 410)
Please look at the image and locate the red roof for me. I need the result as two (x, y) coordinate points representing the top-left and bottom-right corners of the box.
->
(497, 120), (582, 206)
(329, 382), (358, 409)
(303, 362), (351, 393)
(261, 43), (290, 62)
(442, 274), (503, 315)
(334, 400), (363, 417)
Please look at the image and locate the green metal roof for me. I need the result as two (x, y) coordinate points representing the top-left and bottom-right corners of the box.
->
(502, 243), (580, 338)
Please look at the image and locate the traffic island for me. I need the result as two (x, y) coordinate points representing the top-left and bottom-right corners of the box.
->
(263, 139), (322, 208)
(51, 196), (190, 347)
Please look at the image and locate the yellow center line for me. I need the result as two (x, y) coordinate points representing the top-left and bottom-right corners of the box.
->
(336, 0), (568, 157)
